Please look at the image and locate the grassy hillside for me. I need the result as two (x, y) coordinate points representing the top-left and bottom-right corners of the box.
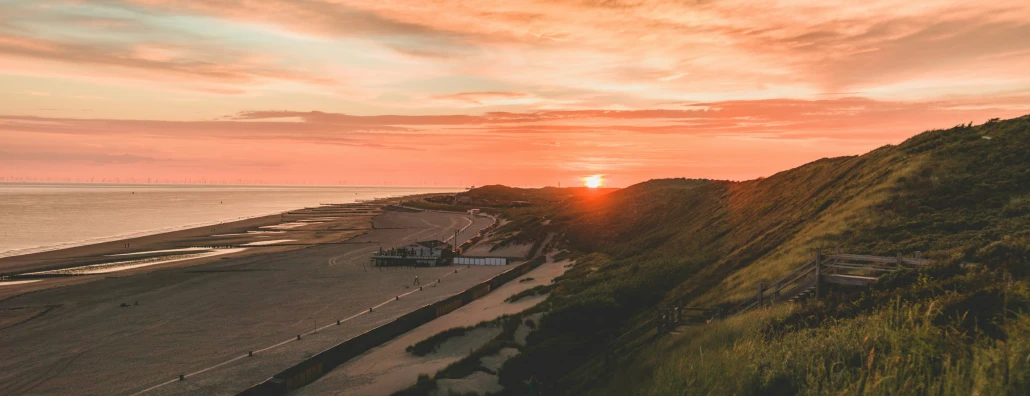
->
(475, 115), (1030, 394)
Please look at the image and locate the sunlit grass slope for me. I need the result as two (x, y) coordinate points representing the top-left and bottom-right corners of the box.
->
(482, 115), (1030, 395)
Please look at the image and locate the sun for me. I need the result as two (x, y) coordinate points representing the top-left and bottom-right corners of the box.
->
(584, 175), (603, 188)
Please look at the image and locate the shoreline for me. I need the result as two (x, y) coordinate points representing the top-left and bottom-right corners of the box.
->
(0, 207), (504, 396)
(0, 212), (288, 277)
(0, 208), (295, 260)
(0, 193), (450, 277)
(0, 183), (462, 261)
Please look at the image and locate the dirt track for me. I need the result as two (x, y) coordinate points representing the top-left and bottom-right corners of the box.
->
(0, 210), (502, 395)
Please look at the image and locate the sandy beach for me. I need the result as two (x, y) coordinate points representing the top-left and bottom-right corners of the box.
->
(296, 257), (571, 395)
(0, 198), (508, 395)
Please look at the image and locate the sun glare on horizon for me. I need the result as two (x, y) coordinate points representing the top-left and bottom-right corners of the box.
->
(584, 175), (603, 188)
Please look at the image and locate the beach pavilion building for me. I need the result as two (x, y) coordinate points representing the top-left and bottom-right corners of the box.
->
(370, 240), (452, 267)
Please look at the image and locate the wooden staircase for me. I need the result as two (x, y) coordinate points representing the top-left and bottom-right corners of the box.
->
(733, 250), (931, 314)
(784, 279), (817, 303)
(658, 250), (933, 329)
(604, 250), (932, 372)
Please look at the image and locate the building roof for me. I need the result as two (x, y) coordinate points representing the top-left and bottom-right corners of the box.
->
(415, 240), (447, 249)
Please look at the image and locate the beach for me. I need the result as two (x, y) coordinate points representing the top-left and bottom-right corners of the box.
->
(0, 183), (460, 259)
(296, 256), (571, 395)
(0, 195), (508, 395)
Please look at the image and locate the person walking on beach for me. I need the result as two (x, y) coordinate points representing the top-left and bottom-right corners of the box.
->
(413, 275), (420, 286)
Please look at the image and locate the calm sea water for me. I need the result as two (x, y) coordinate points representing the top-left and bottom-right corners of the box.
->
(0, 183), (457, 258)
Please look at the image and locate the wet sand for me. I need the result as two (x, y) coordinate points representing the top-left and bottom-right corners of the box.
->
(0, 201), (392, 300)
(0, 213), (286, 278)
(0, 203), (501, 395)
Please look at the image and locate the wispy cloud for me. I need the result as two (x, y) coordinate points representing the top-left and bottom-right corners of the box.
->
(0, 150), (159, 165)
(429, 91), (534, 106)
(0, 32), (336, 88)
(2, 1), (1030, 185)
(4, 0), (1029, 104)
(2, 96), (1026, 185)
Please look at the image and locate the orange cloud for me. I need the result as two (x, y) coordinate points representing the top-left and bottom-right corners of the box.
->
(5, 0), (1030, 111)
(3, 1), (1030, 186)
(0, 32), (336, 88)
(429, 92), (534, 106)
(3, 96), (1027, 186)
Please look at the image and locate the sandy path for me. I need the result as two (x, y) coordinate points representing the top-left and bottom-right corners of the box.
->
(297, 259), (572, 396)
(462, 240), (533, 258)
(0, 211), (501, 396)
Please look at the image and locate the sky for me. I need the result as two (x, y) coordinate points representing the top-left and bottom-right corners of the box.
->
(2, 0), (1030, 187)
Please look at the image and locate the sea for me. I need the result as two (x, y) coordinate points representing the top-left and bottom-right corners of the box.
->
(0, 183), (457, 258)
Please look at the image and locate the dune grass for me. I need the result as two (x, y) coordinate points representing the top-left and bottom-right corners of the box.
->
(397, 116), (1030, 395)
(504, 284), (553, 303)
(484, 115), (1030, 395)
(393, 314), (529, 396)
(601, 268), (1030, 395)
(406, 325), (479, 357)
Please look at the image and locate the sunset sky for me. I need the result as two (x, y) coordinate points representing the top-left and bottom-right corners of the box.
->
(2, 0), (1030, 187)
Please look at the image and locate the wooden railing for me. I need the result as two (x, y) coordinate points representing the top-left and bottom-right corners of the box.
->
(825, 253), (931, 266)
(734, 250), (932, 314)
(603, 250), (932, 371)
(733, 258), (817, 313)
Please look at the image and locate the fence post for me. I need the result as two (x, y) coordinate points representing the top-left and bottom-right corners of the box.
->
(656, 310), (663, 335)
(662, 308), (669, 333)
(605, 349), (612, 373)
(815, 248), (822, 300)
(757, 283), (764, 308)
(662, 308), (669, 334)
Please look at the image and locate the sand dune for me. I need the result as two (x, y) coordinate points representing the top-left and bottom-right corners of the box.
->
(297, 258), (571, 395)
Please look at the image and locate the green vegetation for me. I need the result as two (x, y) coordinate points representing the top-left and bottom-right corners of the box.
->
(595, 263), (1030, 395)
(436, 314), (523, 379)
(401, 200), (486, 214)
(504, 284), (553, 303)
(391, 374), (437, 396)
(394, 115), (1030, 394)
(459, 185), (615, 205)
(406, 317), (514, 357)
(393, 314), (530, 396)
(406, 325), (478, 357)
(438, 115), (1030, 395)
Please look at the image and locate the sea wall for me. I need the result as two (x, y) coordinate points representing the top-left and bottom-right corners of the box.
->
(237, 255), (547, 396)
